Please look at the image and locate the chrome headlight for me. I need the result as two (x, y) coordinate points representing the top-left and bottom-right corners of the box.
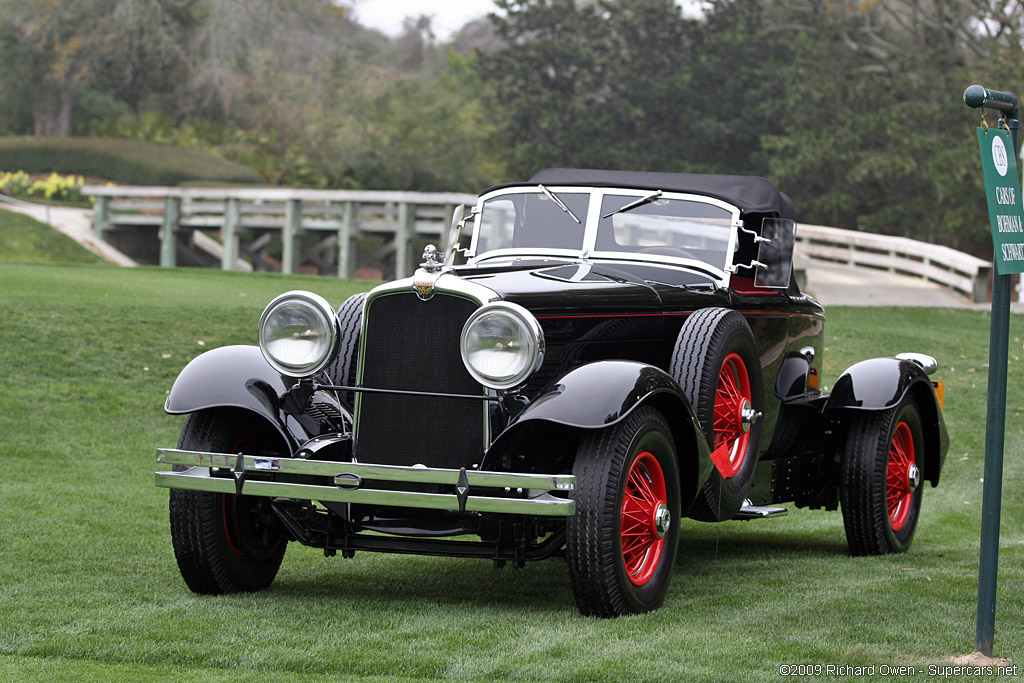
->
(258, 291), (339, 377)
(460, 302), (544, 390)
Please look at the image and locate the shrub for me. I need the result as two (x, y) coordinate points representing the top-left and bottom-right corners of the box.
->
(0, 137), (263, 186)
(0, 171), (87, 202)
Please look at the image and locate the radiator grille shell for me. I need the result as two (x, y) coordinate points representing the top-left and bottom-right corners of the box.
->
(354, 291), (486, 468)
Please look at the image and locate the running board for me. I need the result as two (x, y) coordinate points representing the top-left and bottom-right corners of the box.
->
(734, 501), (789, 520)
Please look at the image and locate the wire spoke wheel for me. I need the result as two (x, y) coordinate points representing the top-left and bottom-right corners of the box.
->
(567, 407), (680, 617)
(886, 422), (915, 531)
(620, 451), (668, 586)
(712, 352), (753, 478)
(841, 400), (924, 556)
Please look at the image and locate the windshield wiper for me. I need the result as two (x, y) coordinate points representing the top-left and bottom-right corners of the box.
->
(601, 190), (662, 219)
(538, 184), (581, 224)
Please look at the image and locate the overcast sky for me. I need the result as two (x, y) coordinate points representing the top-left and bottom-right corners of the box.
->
(351, 1), (701, 40)
(351, 0), (498, 39)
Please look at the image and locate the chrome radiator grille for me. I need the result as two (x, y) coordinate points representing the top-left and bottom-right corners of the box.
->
(354, 291), (485, 468)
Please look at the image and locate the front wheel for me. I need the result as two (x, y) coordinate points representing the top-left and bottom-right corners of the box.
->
(566, 407), (681, 617)
(840, 399), (925, 555)
(169, 409), (289, 594)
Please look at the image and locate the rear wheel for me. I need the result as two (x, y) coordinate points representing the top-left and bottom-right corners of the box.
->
(671, 308), (764, 521)
(840, 398), (924, 555)
(169, 409), (289, 594)
(566, 407), (681, 617)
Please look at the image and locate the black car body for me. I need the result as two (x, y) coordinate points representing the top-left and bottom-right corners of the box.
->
(157, 169), (949, 616)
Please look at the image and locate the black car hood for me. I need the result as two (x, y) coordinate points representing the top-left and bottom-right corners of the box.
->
(453, 261), (715, 316)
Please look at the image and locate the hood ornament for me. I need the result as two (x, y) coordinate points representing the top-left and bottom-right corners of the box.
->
(413, 244), (442, 301)
(420, 244), (443, 272)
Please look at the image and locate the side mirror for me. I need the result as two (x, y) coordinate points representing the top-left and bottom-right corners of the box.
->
(754, 218), (796, 288)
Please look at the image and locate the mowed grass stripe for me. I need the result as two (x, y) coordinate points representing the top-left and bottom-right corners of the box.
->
(0, 262), (1021, 681)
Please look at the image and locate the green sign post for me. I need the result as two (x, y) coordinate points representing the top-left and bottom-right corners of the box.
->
(963, 84), (1017, 658)
(976, 126), (1024, 274)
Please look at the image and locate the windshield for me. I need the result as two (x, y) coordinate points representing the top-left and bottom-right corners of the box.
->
(595, 194), (734, 271)
(475, 190), (590, 255)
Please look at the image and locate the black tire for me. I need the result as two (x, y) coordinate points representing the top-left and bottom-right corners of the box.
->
(169, 409), (289, 594)
(566, 407), (681, 617)
(840, 399), (924, 555)
(326, 292), (366, 409)
(670, 308), (764, 521)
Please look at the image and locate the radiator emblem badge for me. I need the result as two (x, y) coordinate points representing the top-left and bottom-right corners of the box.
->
(413, 278), (435, 301)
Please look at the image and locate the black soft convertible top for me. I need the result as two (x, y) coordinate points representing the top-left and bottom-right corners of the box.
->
(485, 168), (793, 219)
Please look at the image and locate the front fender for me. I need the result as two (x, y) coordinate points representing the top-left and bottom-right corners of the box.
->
(491, 361), (714, 504)
(165, 345), (313, 452)
(826, 357), (948, 486)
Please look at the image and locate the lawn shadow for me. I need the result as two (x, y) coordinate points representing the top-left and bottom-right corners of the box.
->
(263, 521), (850, 614)
(270, 551), (576, 615)
(680, 522), (851, 562)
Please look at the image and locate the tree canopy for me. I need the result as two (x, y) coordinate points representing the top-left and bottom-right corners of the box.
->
(1, 0), (1022, 254)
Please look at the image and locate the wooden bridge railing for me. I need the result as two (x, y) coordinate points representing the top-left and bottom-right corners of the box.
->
(794, 224), (993, 303)
(84, 186), (476, 279)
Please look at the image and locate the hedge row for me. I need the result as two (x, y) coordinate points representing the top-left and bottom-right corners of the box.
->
(0, 137), (263, 186)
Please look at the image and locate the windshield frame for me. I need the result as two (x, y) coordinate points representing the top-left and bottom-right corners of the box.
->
(468, 185), (742, 281)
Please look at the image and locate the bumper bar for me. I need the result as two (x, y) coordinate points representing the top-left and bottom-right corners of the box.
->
(155, 448), (575, 517)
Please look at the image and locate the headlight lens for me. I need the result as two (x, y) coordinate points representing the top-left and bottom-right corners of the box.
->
(258, 291), (339, 377)
(461, 302), (544, 390)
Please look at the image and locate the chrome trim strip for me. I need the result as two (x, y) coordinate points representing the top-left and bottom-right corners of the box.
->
(156, 448), (575, 517)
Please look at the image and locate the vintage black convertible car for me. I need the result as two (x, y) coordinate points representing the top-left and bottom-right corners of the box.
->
(156, 169), (949, 617)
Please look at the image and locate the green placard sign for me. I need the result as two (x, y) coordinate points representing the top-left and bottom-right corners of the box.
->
(977, 127), (1024, 275)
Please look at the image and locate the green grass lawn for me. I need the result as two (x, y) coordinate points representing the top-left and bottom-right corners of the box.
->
(0, 262), (1021, 682)
(0, 209), (104, 264)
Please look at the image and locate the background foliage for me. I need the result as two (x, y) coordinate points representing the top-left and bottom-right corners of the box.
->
(1, 0), (1023, 254)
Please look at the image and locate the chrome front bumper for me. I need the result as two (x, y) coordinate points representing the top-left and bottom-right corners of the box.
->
(155, 448), (576, 517)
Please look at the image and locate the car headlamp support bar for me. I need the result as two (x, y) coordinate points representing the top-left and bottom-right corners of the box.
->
(311, 382), (502, 402)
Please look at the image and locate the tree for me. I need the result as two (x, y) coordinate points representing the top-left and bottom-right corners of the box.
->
(751, 0), (1005, 253)
(0, 0), (195, 136)
(478, 0), (710, 176)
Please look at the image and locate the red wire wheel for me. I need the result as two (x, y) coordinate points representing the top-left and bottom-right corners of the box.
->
(840, 399), (925, 556)
(620, 450), (669, 586)
(886, 421), (916, 531)
(567, 406), (680, 616)
(712, 352), (753, 479)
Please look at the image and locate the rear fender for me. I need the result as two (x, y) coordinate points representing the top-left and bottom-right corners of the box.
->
(164, 345), (323, 452)
(490, 360), (714, 506)
(825, 357), (949, 485)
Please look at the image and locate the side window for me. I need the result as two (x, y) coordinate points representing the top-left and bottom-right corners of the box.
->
(755, 218), (796, 288)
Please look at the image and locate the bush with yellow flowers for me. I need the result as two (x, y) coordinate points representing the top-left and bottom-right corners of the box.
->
(1, 171), (86, 202)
